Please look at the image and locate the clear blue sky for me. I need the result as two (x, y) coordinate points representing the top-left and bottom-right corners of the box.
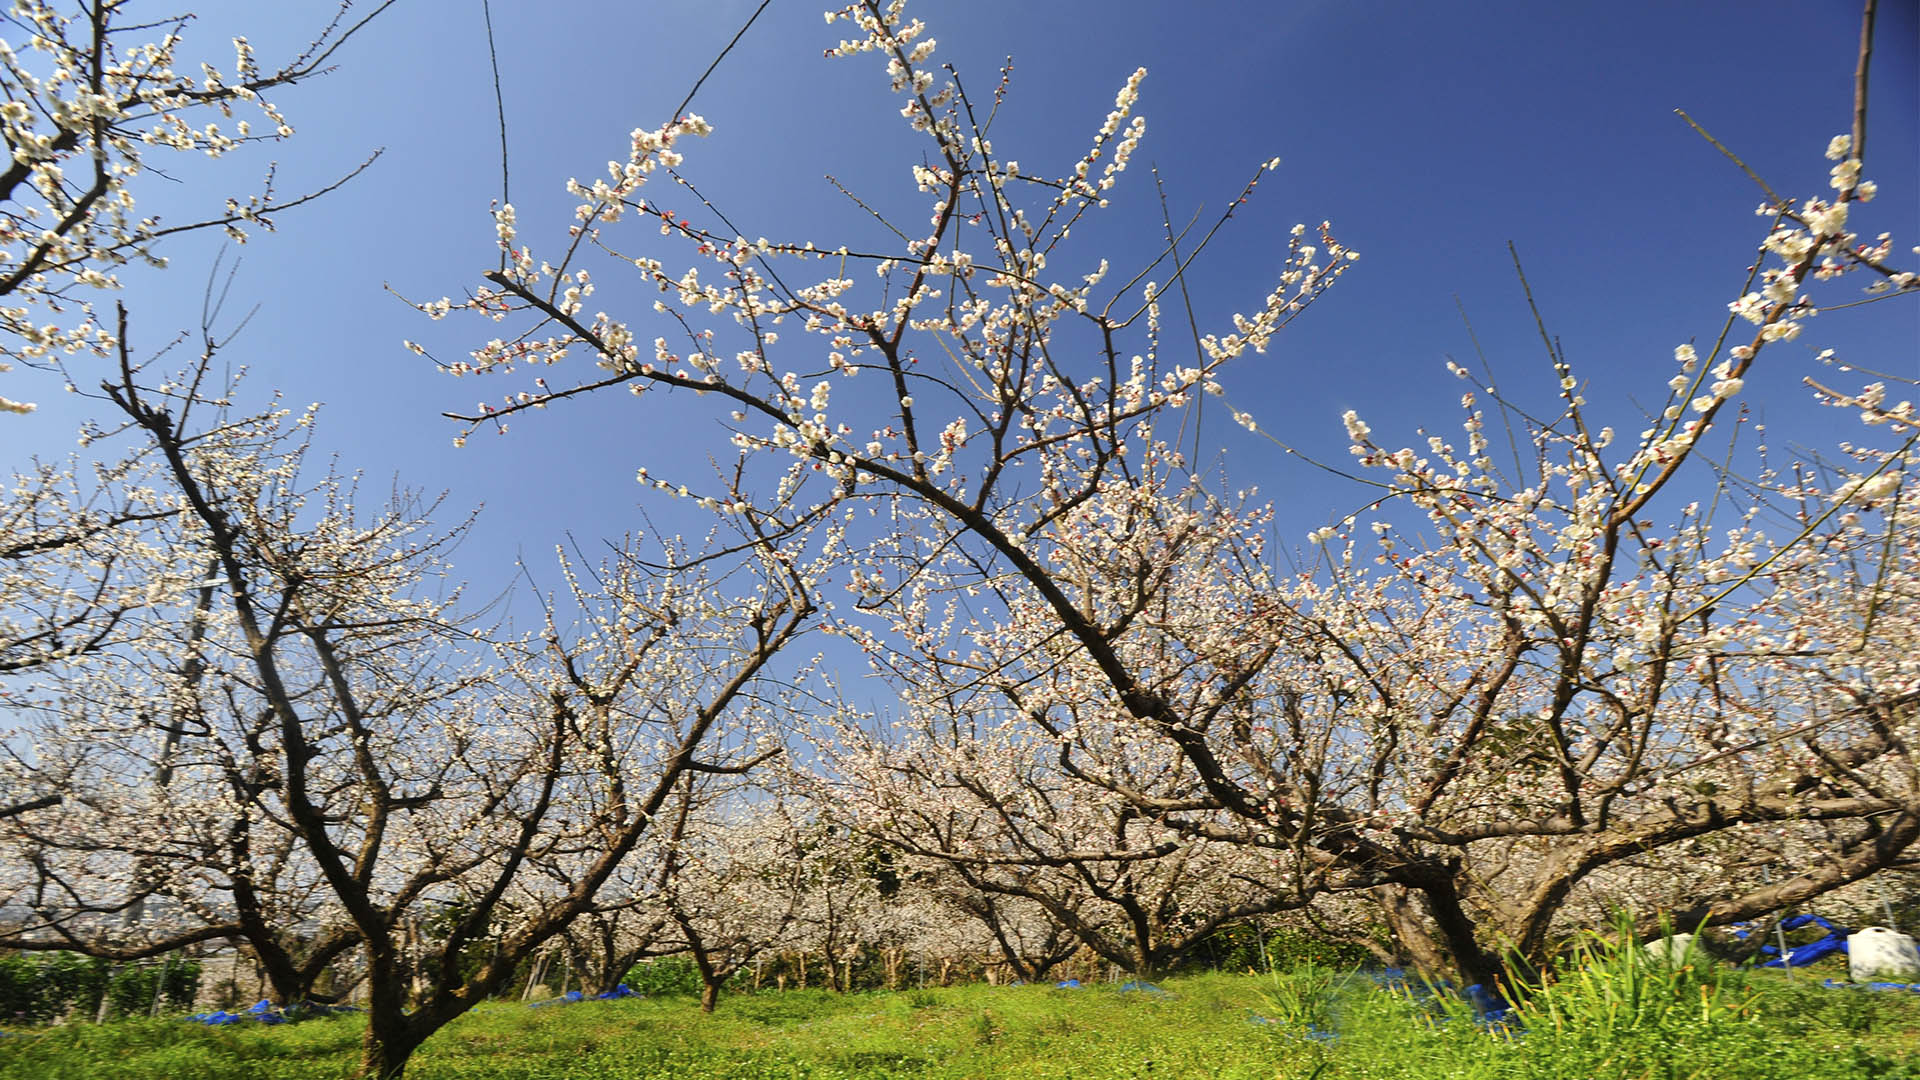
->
(6, 0), (1916, 608)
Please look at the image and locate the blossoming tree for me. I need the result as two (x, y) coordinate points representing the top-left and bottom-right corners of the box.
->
(0, 0), (392, 414)
(658, 793), (814, 1011)
(817, 703), (1301, 978)
(427, 0), (1915, 994)
(0, 312), (815, 1076)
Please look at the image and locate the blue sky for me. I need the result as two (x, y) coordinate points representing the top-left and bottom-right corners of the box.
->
(5, 0), (1916, 610)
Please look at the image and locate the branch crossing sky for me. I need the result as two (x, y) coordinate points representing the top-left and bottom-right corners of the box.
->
(5, 0), (1915, 606)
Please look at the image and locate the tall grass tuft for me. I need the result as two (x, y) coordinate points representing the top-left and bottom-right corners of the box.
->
(1255, 962), (1343, 1037)
(1511, 919), (1747, 1038)
(1497, 917), (1779, 1078)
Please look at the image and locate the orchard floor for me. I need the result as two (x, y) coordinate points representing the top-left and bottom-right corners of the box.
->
(2, 970), (1917, 1080)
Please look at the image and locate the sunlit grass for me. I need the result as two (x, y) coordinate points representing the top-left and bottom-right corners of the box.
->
(1, 966), (1915, 1079)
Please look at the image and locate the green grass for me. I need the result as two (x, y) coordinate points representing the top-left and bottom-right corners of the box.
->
(1, 968), (1916, 1079)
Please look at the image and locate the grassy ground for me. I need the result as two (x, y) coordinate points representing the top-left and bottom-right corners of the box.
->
(0, 968), (1916, 1079)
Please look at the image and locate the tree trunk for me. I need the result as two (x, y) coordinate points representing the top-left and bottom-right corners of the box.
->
(822, 940), (844, 992)
(1375, 886), (1451, 978)
(359, 1033), (425, 1080)
(1132, 942), (1155, 981)
(580, 963), (623, 997)
(1412, 875), (1506, 995)
(680, 921), (722, 1013)
(1124, 903), (1157, 979)
(246, 939), (352, 1007)
(94, 966), (116, 1023)
(359, 992), (426, 1079)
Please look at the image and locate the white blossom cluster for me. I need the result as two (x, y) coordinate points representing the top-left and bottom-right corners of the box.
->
(0, 1), (378, 413)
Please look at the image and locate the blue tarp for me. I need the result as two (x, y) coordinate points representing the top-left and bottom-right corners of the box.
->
(1697, 912), (1920, 984)
(1732, 914), (1846, 964)
(1782, 914), (1838, 934)
(528, 983), (639, 1007)
(187, 999), (285, 1026)
(1465, 983), (1512, 1024)
(1763, 935), (1848, 967)
(1117, 980), (1168, 996)
(1733, 913), (1854, 968)
(1735, 914), (1837, 940)
(1054, 979), (1081, 988)
(185, 998), (361, 1025)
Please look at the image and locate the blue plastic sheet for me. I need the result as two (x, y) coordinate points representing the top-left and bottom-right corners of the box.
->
(1782, 914), (1838, 934)
(186, 999), (283, 1026)
(1366, 966), (1412, 991)
(1737, 912), (1854, 968)
(1117, 980), (1168, 996)
(185, 998), (359, 1025)
(1762, 932), (1849, 968)
(1465, 983), (1511, 1024)
(528, 983), (640, 1007)
(1732, 912), (1854, 968)
(1737, 913), (1837, 942)
(1054, 978), (1082, 989)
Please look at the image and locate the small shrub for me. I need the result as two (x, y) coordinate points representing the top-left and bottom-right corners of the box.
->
(620, 956), (706, 998)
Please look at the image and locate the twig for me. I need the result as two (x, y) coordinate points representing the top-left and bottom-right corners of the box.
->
(482, 0), (511, 211)
(1673, 109), (1783, 206)
(1854, 0), (1876, 168)
(673, 0), (775, 122)
(1152, 166), (1209, 470)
